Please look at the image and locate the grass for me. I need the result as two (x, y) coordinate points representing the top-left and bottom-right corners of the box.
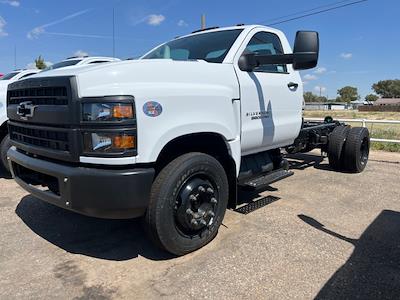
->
(303, 110), (400, 152)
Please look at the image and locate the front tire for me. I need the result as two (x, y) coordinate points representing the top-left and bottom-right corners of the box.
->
(0, 135), (11, 173)
(145, 152), (229, 256)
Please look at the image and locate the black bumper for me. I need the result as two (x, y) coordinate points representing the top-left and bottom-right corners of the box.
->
(8, 148), (155, 219)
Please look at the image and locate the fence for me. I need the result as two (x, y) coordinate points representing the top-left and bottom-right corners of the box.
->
(359, 106), (400, 112)
(305, 118), (400, 144)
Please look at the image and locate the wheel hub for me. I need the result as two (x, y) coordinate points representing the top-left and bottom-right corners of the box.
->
(175, 177), (218, 232)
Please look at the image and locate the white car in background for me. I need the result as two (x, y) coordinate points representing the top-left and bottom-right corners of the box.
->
(44, 56), (120, 71)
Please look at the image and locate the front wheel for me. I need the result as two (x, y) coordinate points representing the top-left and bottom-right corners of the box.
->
(0, 135), (11, 173)
(145, 152), (229, 256)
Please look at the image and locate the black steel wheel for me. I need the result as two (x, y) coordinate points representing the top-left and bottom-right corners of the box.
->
(328, 126), (350, 171)
(0, 135), (11, 173)
(145, 152), (229, 256)
(343, 127), (370, 173)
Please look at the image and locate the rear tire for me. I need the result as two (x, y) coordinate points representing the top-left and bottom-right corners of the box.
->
(0, 135), (11, 173)
(145, 152), (229, 256)
(328, 126), (350, 171)
(343, 127), (370, 173)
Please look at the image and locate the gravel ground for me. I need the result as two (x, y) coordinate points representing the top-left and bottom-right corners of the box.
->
(0, 150), (399, 299)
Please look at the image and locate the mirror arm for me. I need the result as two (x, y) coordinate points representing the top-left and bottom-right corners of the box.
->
(254, 54), (294, 66)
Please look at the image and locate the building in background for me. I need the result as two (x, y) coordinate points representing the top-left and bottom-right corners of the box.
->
(374, 98), (400, 106)
(304, 102), (349, 111)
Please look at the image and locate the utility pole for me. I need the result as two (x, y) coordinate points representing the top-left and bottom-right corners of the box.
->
(201, 14), (206, 29)
(113, 7), (115, 57)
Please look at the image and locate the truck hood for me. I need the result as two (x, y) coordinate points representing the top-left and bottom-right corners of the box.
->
(27, 59), (240, 99)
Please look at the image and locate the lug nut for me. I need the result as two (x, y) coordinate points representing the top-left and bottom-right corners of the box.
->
(191, 219), (199, 226)
(189, 195), (197, 202)
(186, 208), (194, 215)
(210, 197), (218, 204)
(207, 211), (215, 218)
(206, 187), (214, 194)
(198, 186), (206, 193)
(200, 219), (207, 226)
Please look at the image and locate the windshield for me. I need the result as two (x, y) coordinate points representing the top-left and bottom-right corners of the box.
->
(142, 29), (243, 63)
(44, 59), (82, 71)
(1, 71), (19, 80)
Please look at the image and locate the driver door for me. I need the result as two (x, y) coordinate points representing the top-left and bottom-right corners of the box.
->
(234, 30), (303, 156)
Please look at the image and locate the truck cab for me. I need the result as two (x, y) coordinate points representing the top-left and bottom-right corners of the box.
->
(6, 25), (369, 255)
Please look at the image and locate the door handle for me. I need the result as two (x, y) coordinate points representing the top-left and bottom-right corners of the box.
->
(288, 82), (299, 89)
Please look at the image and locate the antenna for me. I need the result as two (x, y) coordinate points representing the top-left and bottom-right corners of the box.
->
(112, 7), (115, 57)
(14, 45), (17, 69)
(201, 14), (206, 29)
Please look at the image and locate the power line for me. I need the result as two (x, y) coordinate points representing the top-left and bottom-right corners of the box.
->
(265, 0), (368, 26)
(259, 0), (353, 24)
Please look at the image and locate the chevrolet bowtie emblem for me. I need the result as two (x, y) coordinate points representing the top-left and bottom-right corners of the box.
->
(17, 101), (37, 120)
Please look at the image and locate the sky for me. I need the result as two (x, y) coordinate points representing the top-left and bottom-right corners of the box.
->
(0, 0), (399, 99)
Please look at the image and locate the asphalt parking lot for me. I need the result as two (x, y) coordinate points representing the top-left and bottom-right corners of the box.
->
(0, 150), (399, 299)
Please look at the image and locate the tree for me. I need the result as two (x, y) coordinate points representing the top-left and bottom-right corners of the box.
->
(365, 94), (379, 102)
(372, 80), (400, 98)
(303, 92), (318, 103)
(35, 55), (47, 70)
(337, 86), (360, 103)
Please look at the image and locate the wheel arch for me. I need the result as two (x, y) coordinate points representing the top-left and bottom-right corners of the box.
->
(0, 121), (8, 142)
(154, 132), (238, 209)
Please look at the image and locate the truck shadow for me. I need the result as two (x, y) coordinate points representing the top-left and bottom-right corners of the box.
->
(15, 195), (175, 261)
(0, 169), (12, 179)
(286, 152), (342, 172)
(298, 211), (400, 299)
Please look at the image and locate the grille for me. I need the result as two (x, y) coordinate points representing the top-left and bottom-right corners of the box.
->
(8, 86), (68, 106)
(9, 124), (69, 152)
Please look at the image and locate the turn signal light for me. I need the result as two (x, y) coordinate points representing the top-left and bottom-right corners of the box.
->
(113, 105), (134, 119)
(113, 135), (135, 149)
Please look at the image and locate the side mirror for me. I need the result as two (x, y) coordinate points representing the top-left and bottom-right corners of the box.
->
(292, 31), (319, 70)
(238, 30), (319, 72)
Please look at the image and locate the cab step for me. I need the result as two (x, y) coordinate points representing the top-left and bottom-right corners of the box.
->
(239, 169), (294, 189)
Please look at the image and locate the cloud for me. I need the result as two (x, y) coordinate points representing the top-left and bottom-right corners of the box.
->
(27, 26), (44, 39)
(147, 14), (165, 26)
(314, 85), (327, 93)
(27, 9), (92, 39)
(0, 0), (20, 7)
(303, 74), (318, 81)
(0, 16), (8, 37)
(340, 53), (353, 59)
(73, 50), (89, 57)
(177, 19), (188, 27)
(314, 67), (327, 74)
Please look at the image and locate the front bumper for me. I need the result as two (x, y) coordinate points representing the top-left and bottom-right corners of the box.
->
(8, 148), (155, 219)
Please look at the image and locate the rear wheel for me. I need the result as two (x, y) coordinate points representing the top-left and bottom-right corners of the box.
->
(145, 152), (229, 256)
(0, 135), (11, 173)
(328, 126), (350, 171)
(343, 127), (370, 173)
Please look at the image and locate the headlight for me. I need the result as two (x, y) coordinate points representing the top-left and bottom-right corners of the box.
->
(82, 103), (134, 122)
(83, 132), (136, 154)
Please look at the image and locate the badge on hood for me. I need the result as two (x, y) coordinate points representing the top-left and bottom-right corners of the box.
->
(143, 101), (162, 117)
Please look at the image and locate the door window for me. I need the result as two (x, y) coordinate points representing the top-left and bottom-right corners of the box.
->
(244, 32), (287, 73)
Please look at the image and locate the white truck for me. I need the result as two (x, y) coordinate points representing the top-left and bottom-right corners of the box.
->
(6, 25), (370, 255)
(0, 57), (119, 172)
(44, 56), (120, 71)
